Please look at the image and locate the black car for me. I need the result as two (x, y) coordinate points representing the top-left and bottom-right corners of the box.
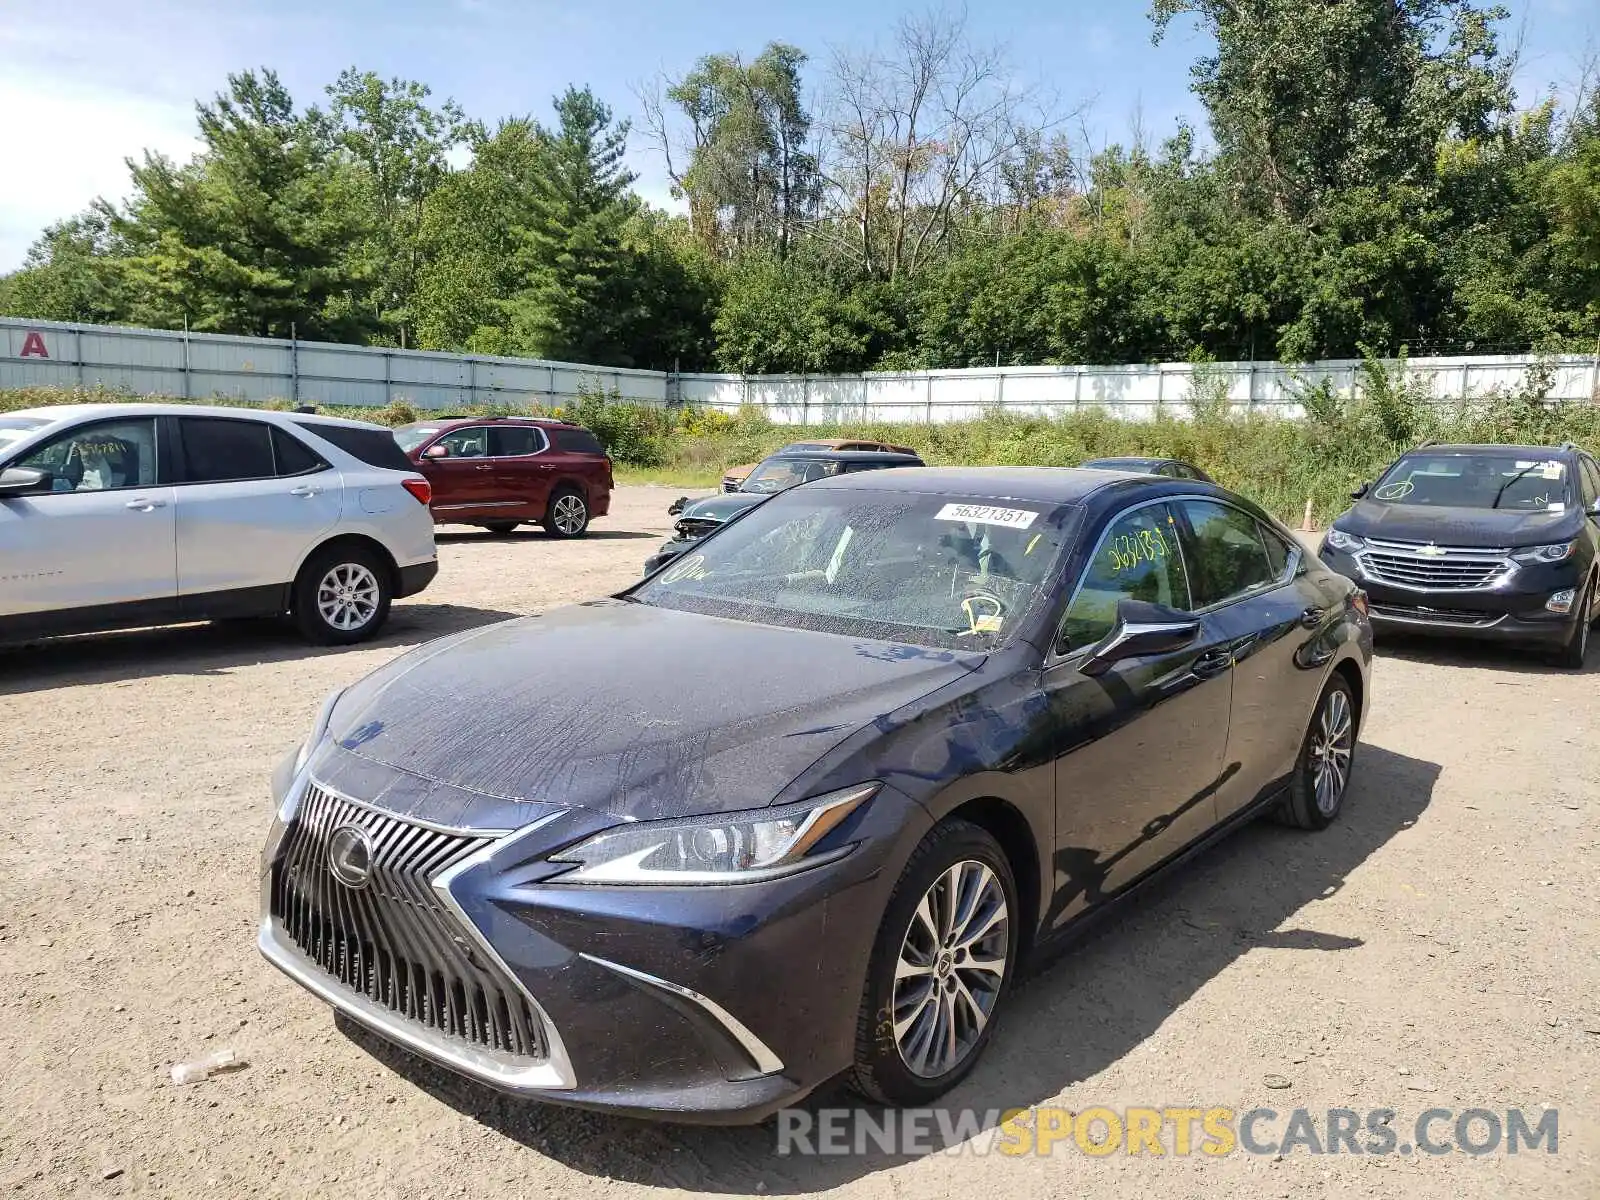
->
(1318, 442), (1600, 667)
(646, 449), (925, 573)
(261, 466), (1372, 1124)
(1079, 456), (1213, 482)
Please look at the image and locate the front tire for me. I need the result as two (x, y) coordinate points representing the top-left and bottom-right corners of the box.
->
(1552, 579), (1593, 669)
(542, 486), (589, 538)
(292, 544), (392, 645)
(1279, 674), (1358, 830)
(850, 820), (1018, 1107)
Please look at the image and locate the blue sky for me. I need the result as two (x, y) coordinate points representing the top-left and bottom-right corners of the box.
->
(0, 0), (1595, 270)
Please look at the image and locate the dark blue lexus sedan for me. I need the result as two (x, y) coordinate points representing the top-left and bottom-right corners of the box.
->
(260, 467), (1372, 1124)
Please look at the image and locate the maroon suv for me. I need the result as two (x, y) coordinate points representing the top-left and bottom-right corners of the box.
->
(392, 416), (613, 537)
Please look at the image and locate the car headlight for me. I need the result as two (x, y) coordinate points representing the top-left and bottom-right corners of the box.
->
(277, 688), (344, 820)
(1324, 527), (1364, 554)
(1511, 541), (1577, 565)
(548, 783), (879, 884)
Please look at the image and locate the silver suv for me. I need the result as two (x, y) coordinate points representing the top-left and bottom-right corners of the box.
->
(0, 403), (439, 644)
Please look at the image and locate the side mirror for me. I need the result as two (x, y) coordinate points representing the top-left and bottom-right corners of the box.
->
(667, 496), (688, 516)
(1350, 481), (1370, 500)
(1080, 599), (1200, 677)
(0, 466), (51, 496)
(423, 443), (450, 460)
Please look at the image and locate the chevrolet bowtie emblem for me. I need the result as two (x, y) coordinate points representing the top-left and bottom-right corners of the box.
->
(1417, 544), (1446, 557)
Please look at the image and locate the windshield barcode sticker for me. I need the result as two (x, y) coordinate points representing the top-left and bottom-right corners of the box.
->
(935, 503), (1039, 529)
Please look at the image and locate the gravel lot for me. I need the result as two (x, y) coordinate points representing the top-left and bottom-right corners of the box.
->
(1, 485), (1596, 1199)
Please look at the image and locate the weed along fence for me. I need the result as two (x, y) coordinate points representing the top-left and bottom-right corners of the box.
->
(3, 315), (1597, 422)
(0, 318), (667, 410)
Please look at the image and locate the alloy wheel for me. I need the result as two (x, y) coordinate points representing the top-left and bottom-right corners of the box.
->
(552, 494), (586, 535)
(316, 563), (381, 632)
(1310, 687), (1354, 816)
(892, 859), (1009, 1079)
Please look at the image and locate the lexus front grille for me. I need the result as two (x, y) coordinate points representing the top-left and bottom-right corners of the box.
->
(1356, 539), (1513, 591)
(269, 784), (547, 1061)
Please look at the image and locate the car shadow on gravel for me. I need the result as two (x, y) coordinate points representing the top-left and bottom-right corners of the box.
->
(1374, 633), (1600, 676)
(0, 601), (521, 694)
(434, 529), (659, 543)
(339, 742), (1439, 1192)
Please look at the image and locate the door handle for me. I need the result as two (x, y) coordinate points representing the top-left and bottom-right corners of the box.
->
(124, 498), (166, 511)
(289, 485), (322, 497)
(1192, 648), (1233, 679)
(1299, 606), (1326, 628)
(475, 464), (494, 471)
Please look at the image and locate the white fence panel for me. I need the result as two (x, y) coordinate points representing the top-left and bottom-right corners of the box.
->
(4, 316), (1597, 423)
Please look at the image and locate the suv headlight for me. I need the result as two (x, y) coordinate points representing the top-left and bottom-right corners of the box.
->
(1325, 527), (1364, 554)
(1511, 541), (1577, 565)
(548, 784), (878, 884)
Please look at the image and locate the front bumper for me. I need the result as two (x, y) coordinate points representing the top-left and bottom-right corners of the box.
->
(259, 768), (929, 1124)
(1319, 542), (1583, 645)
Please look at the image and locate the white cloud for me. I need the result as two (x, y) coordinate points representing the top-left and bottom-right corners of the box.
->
(0, 70), (201, 270)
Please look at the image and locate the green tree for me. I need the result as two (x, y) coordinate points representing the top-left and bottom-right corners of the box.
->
(110, 69), (372, 340)
(502, 87), (640, 364)
(412, 118), (545, 353)
(0, 212), (129, 323)
(1150, 0), (1514, 217)
(313, 69), (477, 346)
(650, 42), (819, 257)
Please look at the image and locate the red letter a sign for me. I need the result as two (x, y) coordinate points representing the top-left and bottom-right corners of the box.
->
(19, 331), (49, 358)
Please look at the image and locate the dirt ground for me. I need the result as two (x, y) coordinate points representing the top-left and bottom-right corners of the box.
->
(1, 486), (1596, 1199)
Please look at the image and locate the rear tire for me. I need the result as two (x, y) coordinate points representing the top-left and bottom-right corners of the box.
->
(482, 521), (519, 535)
(850, 820), (1018, 1107)
(1278, 674), (1358, 830)
(292, 544), (392, 645)
(542, 487), (590, 538)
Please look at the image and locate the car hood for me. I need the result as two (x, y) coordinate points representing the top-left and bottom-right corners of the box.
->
(679, 492), (769, 522)
(316, 600), (983, 826)
(1338, 500), (1584, 547)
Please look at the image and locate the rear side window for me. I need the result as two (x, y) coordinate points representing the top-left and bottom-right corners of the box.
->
(297, 421), (416, 471)
(179, 418), (275, 483)
(1177, 499), (1278, 606)
(272, 428), (327, 476)
(490, 426), (546, 456)
(551, 427), (605, 455)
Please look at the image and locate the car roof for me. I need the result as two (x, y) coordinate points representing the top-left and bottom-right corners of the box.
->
(1398, 443), (1579, 458)
(3, 402), (389, 432)
(761, 449), (923, 463)
(397, 415), (575, 430)
(807, 464), (1208, 504)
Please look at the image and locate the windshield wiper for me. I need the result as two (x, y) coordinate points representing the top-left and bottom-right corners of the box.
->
(1491, 464), (1541, 509)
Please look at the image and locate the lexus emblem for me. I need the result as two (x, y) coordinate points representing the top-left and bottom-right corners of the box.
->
(327, 824), (375, 889)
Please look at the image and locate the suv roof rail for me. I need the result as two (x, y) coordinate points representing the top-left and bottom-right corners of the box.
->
(1414, 439), (1436, 449)
(1558, 440), (1577, 451)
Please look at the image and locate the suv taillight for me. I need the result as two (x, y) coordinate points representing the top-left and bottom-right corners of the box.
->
(402, 477), (432, 505)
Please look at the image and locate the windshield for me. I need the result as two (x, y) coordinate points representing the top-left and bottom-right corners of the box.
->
(392, 425), (441, 453)
(741, 456), (843, 493)
(1372, 453), (1574, 511)
(633, 489), (1083, 649)
(0, 416), (50, 454)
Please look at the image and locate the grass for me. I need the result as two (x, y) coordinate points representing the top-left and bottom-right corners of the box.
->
(6, 363), (1598, 528)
